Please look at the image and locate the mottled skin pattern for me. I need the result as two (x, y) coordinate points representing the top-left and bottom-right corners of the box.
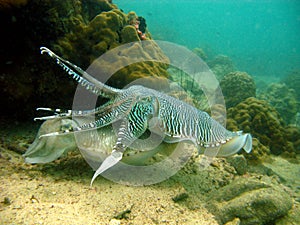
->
(36, 47), (252, 185)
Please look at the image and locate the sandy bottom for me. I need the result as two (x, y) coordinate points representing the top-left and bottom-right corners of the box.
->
(0, 122), (218, 225)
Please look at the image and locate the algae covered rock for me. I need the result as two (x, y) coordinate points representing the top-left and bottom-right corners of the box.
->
(207, 177), (293, 225)
(220, 71), (256, 108)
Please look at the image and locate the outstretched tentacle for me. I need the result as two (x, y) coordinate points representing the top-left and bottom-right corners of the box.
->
(34, 99), (115, 121)
(34, 108), (72, 121)
(35, 95), (138, 138)
(40, 47), (121, 98)
(38, 105), (122, 139)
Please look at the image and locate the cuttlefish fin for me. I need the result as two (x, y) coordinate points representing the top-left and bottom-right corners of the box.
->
(90, 150), (123, 187)
(217, 133), (252, 157)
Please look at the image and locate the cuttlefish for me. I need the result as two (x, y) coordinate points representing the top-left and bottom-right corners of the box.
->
(24, 47), (252, 185)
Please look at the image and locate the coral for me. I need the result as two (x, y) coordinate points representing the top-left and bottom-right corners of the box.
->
(285, 125), (300, 154)
(282, 70), (300, 102)
(55, 9), (152, 66)
(126, 11), (147, 40)
(0, 0), (167, 120)
(226, 120), (270, 161)
(0, 0), (27, 9)
(207, 55), (236, 80)
(55, 9), (169, 89)
(83, 40), (170, 89)
(227, 97), (296, 155)
(247, 138), (270, 161)
(192, 48), (207, 61)
(54, 9), (125, 66)
(220, 71), (256, 108)
(127, 11), (138, 25)
(120, 25), (140, 43)
(1, 0), (118, 119)
(258, 83), (298, 124)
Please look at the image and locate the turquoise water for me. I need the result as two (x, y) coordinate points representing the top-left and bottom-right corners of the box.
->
(114, 0), (300, 79)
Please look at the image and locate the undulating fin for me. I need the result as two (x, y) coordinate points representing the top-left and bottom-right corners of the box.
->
(217, 133), (252, 157)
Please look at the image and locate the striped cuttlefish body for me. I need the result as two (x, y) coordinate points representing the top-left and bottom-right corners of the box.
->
(26, 47), (252, 185)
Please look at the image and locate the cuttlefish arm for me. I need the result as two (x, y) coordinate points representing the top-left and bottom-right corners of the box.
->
(23, 118), (78, 163)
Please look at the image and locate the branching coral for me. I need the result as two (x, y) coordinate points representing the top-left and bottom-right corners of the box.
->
(220, 71), (256, 108)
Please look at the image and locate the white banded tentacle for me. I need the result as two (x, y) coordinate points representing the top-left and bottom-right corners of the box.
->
(40, 47), (121, 98)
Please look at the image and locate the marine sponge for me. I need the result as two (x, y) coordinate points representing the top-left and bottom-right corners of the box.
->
(220, 71), (256, 108)
(227, 97), (295, 155)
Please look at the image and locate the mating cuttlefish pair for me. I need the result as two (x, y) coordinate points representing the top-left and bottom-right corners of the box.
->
(24, 47), (252, 185)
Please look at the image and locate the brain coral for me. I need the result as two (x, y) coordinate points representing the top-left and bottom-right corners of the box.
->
(258, 83), (298, 125)
(220, 71), (256, 109)
(227, 97), (295, 155)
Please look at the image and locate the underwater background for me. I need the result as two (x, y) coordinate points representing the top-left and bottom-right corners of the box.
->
(0, 0), (300, 224)
(114, 0), (300, 80)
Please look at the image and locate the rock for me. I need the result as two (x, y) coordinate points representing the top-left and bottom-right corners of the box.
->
(207, 177), (293, 225)
(226, 155), (248, 175)
(275, 203), (300, 225)
(224, 218), (241, 225)
(108, 219), (121, 225)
